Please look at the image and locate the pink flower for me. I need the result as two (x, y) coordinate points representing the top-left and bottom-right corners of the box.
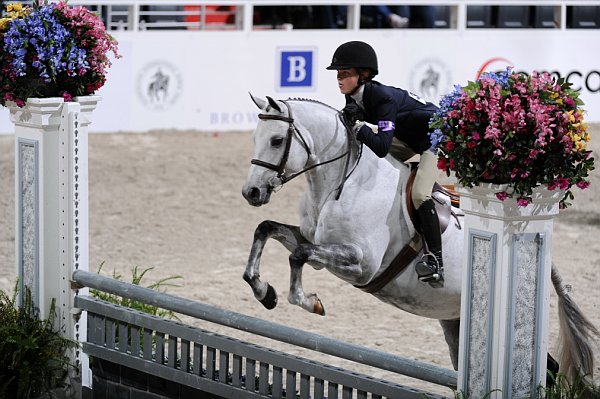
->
(517, 198), (530, 207)
(576, 181), (590, 189)
(437, 158), (447, 170)
(558, 177), (571, 190)
(565, 97), (575, 108)
(496, 191), (509, 201)
(528, 149), (539, 159)
(61, 92), (73, 102)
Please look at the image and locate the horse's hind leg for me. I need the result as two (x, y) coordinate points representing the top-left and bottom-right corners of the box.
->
(243, 220), (308, 310)
(288, 243), (364, 315)
(439, 319), (460, 370)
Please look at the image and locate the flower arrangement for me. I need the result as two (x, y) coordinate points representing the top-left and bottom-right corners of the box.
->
(0, 1), (120, 107)
(430, 68), (595, 208)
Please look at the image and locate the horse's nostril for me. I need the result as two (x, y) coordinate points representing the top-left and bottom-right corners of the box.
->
(249, 187), (260, 200)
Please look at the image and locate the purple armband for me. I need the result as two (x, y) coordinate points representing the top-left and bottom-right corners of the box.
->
(378, 120), (395, 132)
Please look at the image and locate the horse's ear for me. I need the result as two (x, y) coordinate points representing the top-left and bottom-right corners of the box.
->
(249, 92), (267, 110)
(266, 96), (282, 113)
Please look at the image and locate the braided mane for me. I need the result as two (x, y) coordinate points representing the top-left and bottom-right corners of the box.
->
(286, 97), (340, 113)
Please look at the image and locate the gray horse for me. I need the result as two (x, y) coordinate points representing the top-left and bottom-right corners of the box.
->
(241, 94), (598, 379)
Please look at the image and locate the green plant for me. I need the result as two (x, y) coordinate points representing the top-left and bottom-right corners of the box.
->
(0, 283), (78, 399)
(451, 373), (600, 399)
(539, 372), (600, 399)
(91, 262), (183, 320)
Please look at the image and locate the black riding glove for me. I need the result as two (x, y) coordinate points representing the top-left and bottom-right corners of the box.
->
(342, 102), (364, 126)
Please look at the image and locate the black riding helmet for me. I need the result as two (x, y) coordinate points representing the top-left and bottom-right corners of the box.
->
(326, 41), (378, 78)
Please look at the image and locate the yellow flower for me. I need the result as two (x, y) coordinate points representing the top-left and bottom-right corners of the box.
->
(0, 18), (9, 30)
(555, 98), (563, 105)
(7, 3), (23, 12)
(574, 140), (587, 152)
(583, 131), (591, 142)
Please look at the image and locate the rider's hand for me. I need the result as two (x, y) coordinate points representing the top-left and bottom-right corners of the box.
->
(353, 121), (365, 135)
(342, 102), (364, 125)
(352, 121), (378, 135)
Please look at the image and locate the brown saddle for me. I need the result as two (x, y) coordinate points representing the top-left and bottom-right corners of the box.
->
(354, 168), (461, 294)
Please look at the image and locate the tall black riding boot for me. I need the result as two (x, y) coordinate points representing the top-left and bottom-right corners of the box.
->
(415, 199), (444, 287)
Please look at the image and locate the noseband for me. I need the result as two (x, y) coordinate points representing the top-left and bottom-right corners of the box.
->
(251, 100), (352, 192)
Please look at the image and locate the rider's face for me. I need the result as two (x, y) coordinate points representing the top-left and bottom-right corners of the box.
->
(336, 68), (359, 95)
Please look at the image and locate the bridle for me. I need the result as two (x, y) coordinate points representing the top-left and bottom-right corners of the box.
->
(251, 100), (357, 196)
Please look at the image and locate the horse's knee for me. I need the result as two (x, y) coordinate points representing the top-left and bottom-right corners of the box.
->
(290, 244), (312, 266)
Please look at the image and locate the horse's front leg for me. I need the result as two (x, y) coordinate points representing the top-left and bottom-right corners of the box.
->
(243, 220), (308, 310)
(288, 243), (364, 316)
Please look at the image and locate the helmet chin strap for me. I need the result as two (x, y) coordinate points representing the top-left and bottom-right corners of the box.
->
(348, 68), (371, 95)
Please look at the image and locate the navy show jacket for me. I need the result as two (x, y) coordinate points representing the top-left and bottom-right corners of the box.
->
(347, 81), (439, 157)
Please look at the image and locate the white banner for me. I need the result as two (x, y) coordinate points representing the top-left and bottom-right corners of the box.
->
(1, 29), (599, 134)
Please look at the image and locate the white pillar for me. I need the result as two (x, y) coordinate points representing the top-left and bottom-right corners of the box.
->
(457, 183), (562, 398)
(10, 95), (99, 389)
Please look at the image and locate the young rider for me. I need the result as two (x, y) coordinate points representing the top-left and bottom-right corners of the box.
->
(327, 40), (444, 286)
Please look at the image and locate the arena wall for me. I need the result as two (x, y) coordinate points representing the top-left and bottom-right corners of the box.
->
(1, 2), (599, 133)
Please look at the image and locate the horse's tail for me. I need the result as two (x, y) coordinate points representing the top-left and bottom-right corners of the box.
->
(551, 263), (600, 382)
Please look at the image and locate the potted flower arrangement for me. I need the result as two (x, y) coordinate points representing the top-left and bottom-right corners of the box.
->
(430, 68), (595, 208)
(0, 0), (120, 107)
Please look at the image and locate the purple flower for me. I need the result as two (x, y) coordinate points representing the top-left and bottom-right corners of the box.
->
(2, 3), (88, 82)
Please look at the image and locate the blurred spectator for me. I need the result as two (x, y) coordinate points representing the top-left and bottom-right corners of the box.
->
(362, 5), (435, 28)
(254, 6), (347, 29)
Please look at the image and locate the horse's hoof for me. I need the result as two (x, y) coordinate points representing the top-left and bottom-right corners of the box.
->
(313, 298), (325, 316)
(259, 284), (278, 310)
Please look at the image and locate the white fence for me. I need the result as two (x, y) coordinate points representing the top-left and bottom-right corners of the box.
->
(1, 0), (599, 134)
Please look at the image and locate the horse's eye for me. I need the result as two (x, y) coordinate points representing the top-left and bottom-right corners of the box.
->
(271, 137), (284, 147)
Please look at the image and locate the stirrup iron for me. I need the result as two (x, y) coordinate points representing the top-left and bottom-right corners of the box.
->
(415, 252), (444, 287)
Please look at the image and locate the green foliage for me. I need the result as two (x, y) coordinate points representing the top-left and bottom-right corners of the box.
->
(452, 373), (600, 399)
(0, 283), (78, 399)
(90, 262), (183, 320)
(539, 373), (600, 399)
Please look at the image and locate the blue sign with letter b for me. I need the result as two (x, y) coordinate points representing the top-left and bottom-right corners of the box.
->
(279, 50), (313, 88)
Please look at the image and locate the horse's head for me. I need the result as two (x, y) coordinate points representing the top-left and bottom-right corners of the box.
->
(242, 94), (313, 207)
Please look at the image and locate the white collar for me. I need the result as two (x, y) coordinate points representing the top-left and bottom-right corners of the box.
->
(350, 84), (365, 109)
